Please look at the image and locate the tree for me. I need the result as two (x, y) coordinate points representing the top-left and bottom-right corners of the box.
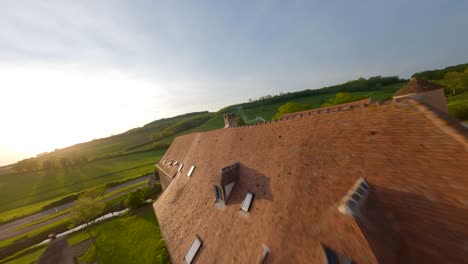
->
(124, 189), (146, 210)
(12, 158), (39, 173)
(70, 189), (105, 227)
(332, 92), (353, 105)
(59, 157), (71, 168)
(273, 102), (309, 120)
(42, 157), (58, 170)
(320, 92), (356, 107)
(236, 117), (246, 126)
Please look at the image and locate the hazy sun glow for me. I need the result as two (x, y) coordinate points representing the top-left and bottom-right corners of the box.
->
(0, 63), (158, 165)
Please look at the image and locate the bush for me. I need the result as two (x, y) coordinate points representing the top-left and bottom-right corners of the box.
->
(273, 102), (309, 120)
(124, 189), (147, 210)
(450, 104), (468, 120)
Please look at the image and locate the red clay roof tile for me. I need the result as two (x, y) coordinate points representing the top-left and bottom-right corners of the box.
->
(154, 99), (468, 264)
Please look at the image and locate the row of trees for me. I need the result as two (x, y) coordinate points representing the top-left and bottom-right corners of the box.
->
(12, 155), (88, 173)
(271, 92), (365, 120)
(412, 63), (468, 81)
(220, 76), (405, 114)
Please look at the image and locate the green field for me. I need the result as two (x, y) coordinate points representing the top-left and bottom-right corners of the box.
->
(0, 246), (46, 264)
(2, 207), (168, 264)
(0, 149), (164, 214)
(80, 208), (168, 264)
(447, 92), (468, 121)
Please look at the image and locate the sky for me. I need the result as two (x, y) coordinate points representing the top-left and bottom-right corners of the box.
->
(1, 0), (468, 165)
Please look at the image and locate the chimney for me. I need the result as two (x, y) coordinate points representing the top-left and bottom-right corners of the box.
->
(213, 163), (240, 207)
(223, 113), (236, 128)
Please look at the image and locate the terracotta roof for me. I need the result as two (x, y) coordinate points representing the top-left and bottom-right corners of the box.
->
(393, 78), (445, 97)
(281, 98), (372, 119)
(154, 99), (468, 264)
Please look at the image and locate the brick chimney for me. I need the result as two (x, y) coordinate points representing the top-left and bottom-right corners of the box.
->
(223, 113), (236, 128)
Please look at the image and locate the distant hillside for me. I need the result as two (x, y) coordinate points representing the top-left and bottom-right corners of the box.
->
(1, 63), (467, 217)
(413, 62), (468, 94)
(413, 62), (468, 119)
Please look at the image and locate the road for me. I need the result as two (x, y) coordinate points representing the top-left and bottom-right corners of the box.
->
(0, 174), (152, 242)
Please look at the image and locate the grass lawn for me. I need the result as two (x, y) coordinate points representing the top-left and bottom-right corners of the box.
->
(447, 92), (468, 121)
(0, 194), (73, 224)
(0, 216), (70, 248)
(80, 207), (169, 264)
(0, 149), (164, 214)
(0, 245), (46, 264)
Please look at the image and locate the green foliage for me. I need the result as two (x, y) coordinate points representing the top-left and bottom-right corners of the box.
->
(12, 158), (39, 173)
(70, 191), (105, 227)
(80, 209), (169, 264)
(447, 92), (468, 121)
(320, 92), (365, 107)
(219, 76), (405, 113)
(0, 150), (164, 214)
(124, 188), (146, 210)
(413, 63), (468, 95)
(236, 116), (246, 126)
(412, 63), (468, 80)
(150, 113), (214, 142)
(273, 102), (309, 120)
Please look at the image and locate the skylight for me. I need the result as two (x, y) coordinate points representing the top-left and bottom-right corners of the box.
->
(178, 164), (184, 172)
(241, 192), (255, 212)
(187, 165), (195, 177)
(338, 177), (369, 216)
(184, 235), (202, 264)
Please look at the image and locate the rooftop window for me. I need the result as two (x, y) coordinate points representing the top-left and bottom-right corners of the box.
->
(241, 192), (255, 212)
(162, 159), (167, 164)
(338, 177), (369, 216)
(178, 164), (184, 172)
(323, 246), (352, 264)
(184, 235), (202, 264)
(258, 244), (270, 263)
(187, 165), (196, 177)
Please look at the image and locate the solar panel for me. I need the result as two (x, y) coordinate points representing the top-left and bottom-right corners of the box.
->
(241, 192), (254, 212)
(178, 164), (184, 172)
(184, 236), (202, 264)
(187, 165), (195, 177)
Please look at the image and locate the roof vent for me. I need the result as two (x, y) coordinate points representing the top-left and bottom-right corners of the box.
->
(338, 177), (369, 216)
(184, 235), (202, 264)
(187, 165), (196, 177)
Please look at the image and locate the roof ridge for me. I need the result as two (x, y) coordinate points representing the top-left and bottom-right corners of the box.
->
(197, 100), (377, 136)
(404, 98), (468, 149)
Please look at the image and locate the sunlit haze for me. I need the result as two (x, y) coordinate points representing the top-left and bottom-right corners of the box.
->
(1, 0), (468, 165)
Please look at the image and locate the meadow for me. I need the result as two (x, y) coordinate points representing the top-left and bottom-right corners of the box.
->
(79, 207), (169, 264)
(0, 149), (164, 214)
